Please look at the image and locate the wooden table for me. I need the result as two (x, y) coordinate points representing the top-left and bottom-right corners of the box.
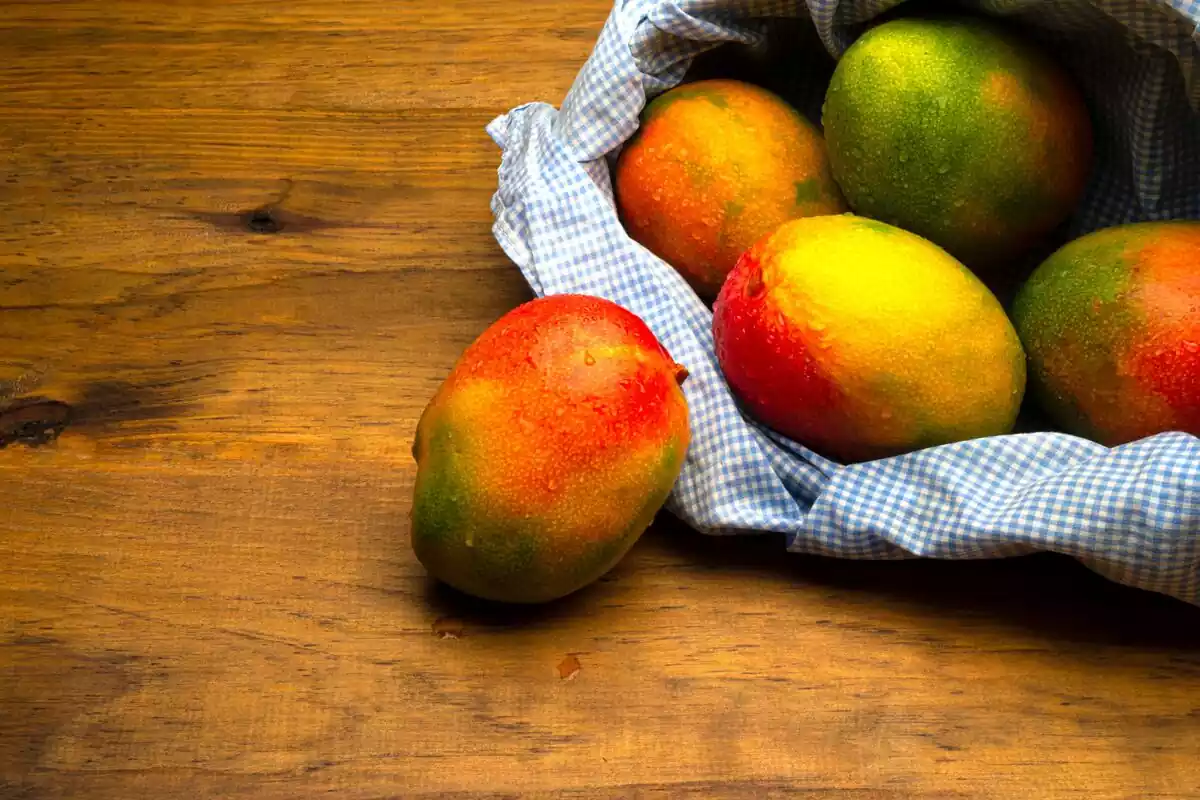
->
(2, 2), (1198, 797)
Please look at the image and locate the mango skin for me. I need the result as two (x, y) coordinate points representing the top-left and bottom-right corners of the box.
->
(822, 16), (1093, 271)
(410, 294), (690, 604)
(615, 78), (847, 300)
(1012, 220), (1200, 446)
(712, 214), (1025, 463)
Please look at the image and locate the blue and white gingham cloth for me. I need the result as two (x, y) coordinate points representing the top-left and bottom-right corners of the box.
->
(486, 0), (1200, 605)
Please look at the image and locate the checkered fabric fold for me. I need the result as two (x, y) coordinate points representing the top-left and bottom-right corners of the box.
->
(486, 0), (1200, 605)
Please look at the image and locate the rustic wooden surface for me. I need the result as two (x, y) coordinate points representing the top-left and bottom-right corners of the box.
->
(1, 2), (1199, 798)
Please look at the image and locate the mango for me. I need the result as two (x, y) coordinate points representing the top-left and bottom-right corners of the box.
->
(615, 78), (847, 300)
(712, 214), (1025, 463)
(1012, 220), (1200, 446)
(410, 294), (690, 603)
(822, 16), (1093, 272)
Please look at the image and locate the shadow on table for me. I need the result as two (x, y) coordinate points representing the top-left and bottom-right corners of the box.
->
(421, 562), (637, 630)
(647, 514), (1200, 652)
(421, 511), (1200, 654)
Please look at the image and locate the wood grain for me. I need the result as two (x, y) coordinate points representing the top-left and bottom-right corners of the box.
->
(1, 2), (1199, 798)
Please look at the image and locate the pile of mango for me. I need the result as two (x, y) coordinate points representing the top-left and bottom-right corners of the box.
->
(411, 14), (1200, 604)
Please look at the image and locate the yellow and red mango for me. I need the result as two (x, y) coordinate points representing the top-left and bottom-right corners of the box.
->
(1012, 221), (1200, 446)
(410, 294), (690, 603)
(822, 16), (1093, 273)
(615, 78), (847, 300)
(713, 214), (1025, 463)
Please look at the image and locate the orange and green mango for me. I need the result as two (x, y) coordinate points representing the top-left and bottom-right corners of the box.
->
(615, 78), (847, 300)
(411, 294), (690, 603)
(822, 16), (1093, 273)
(1013, 220), (1200, 446)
